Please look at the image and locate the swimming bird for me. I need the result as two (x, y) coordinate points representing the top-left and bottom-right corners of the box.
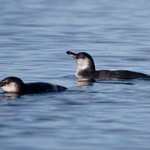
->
(66, 51), (150, 80)
(0, 76), (67, 94)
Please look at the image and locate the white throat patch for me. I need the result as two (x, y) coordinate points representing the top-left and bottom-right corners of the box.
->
(75, 58), (90, 78)
(1, 82), (18, 93)
(76, 59), (89, 70)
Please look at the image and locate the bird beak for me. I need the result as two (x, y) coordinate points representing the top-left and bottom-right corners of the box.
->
(66, 51), (78, 59)
(0, 81), (4, 88)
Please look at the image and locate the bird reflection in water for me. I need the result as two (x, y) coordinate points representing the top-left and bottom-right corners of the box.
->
(76, 79), (95, 86)
(76, 78), (133, 86)
(3, 92), (21, 99)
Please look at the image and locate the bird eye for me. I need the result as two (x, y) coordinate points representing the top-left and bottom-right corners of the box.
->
(3, 80), (8, 84)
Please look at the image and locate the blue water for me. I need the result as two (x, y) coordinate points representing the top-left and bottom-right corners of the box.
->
(1, 0), (150, 149)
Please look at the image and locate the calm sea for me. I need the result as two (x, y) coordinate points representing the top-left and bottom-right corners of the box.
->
(0, 0), (150, 149)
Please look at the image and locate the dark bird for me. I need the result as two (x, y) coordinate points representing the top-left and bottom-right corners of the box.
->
(0, 76), (67, 94)
(66, 51), (150, 80)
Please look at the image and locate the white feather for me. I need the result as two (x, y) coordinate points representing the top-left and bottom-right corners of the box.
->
(76, 58), (90, 78)
(1, 82), (18, 92)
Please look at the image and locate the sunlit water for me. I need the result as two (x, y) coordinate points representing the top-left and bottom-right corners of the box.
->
(1, 0), (150, 149)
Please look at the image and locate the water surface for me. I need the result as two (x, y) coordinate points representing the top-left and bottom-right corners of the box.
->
(1, 0), (150, 149)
